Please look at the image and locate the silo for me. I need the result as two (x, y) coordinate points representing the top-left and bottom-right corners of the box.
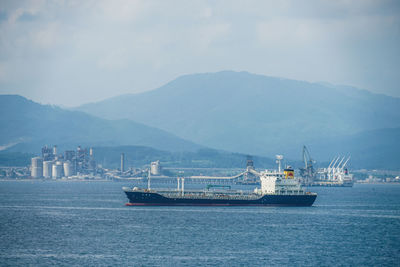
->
(63, 161), (75, 177)
(52, 161), (63, 178)
(43, 161), (53, 178)
(31, 157), (43, 178)
(150, 160), (161, 175)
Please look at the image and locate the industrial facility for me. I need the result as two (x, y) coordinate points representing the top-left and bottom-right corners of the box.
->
(298, 146), (354, 187)
(30, 145), (97, 179)
(5, 145), (391, 184)
(27, 144), (356, 186)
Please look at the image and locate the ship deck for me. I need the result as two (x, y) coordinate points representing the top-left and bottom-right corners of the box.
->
(159, 191), (261, 201)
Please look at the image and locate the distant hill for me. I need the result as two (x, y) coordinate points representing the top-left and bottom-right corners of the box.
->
(77, 71), (400, 166)
(0, 151), (33, 167)
(308, 127), (400, 170)
(0, 95), (202, 153)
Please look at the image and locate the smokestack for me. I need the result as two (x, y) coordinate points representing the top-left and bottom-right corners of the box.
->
(121, 153), (125, 172)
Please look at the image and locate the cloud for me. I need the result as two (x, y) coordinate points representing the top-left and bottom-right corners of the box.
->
(32, 22), (61, 48)
(257, 19), (315, 45)
(97, 48), (128, 70)
(0, 0), (399, 106)
(94, 0), (148, 23)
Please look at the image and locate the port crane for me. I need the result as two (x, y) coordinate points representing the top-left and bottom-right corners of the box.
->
(326, 156), (351, 181)
(299, 145), (316, 184)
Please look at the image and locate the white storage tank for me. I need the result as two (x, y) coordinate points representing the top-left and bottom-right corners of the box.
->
(150, 160), (161, 175)
(63, 161), (75, 177)
(43, 161), (53, 178)
(31, 157), (43, 178)
(52, 161), (63, 178)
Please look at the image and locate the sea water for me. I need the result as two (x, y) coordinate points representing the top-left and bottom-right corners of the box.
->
(0, 181), (399, 266)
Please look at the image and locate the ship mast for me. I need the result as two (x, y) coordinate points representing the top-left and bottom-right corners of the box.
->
(147, 169), (151, 190)
(276, 155), (283, 172)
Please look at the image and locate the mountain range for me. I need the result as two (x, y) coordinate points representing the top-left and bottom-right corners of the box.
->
(0, 95), (201, 153)
(1, 71), (399, 169)
(77, 71), (400, 168)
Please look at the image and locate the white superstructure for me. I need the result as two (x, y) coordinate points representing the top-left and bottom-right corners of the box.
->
(255, 156), (306, 195)
(258, 170), (305, 195)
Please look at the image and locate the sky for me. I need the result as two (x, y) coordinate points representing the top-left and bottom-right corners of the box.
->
(0, 0), (399, 107)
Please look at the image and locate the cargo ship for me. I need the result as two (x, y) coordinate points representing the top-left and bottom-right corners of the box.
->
(123, 156), (317, 206)
(311, 157), (354, 187)
(298, 147), (354, 187)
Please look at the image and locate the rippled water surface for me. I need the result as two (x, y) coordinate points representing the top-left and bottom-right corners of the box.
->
(0, 181), (399, 266)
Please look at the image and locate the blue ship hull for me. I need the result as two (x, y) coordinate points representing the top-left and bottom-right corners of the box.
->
(124, 191), (317, 206)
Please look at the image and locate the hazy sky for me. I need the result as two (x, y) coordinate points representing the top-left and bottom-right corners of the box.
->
(0, 0), (399, 106)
